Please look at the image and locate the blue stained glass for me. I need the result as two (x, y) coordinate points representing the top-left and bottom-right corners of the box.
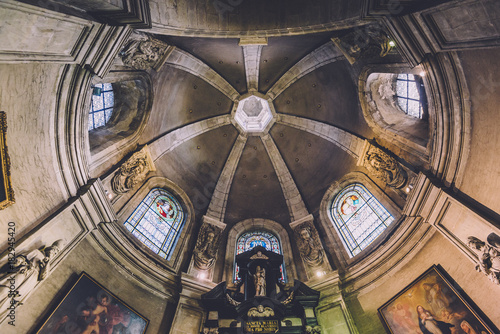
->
(124, 188), (185, 260)
(330, 183), (394, 257)
(89, 82), (114, 130)
(234, 230), (286, 283)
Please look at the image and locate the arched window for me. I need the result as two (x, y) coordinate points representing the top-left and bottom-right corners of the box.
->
(124, 188), (186, 260)
(234, 230), (285, 283)
(89, 83), (114, 130)
(395, 74), (426, 118)
(329, 183), (394, 257)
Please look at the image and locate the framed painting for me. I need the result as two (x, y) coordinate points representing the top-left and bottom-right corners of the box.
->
(0, 111), (14, 210)
(37, 272), (149, 334)
(378, 265), (497, 334)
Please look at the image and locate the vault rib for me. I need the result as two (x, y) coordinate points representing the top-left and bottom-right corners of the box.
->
(276, 114), (365, 159)
(260, 134), (309, 222)
(266, 41), (344, 100)
(206, 134), (248, 222)
(165, 47), (240, 101)
(242, 44), (264, 92)
(149, 115), (232, 162)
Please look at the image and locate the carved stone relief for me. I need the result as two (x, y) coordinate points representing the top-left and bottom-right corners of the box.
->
(193, 220), (224, 271)
(357, 141), (407, 189)
(111, 145), (155, 194)
(0, 239), (65, 318)
(332, 25), (393, 65)
(119, 32), (173, 71)
(467, 233), (500, 285)
(294, 222), (325, 268)
(305, 325), (322, 334)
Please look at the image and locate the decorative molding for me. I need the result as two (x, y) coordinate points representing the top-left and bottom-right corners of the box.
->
(90, 0), (152, 29)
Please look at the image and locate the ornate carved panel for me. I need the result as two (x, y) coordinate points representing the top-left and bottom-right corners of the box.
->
(111, 145), (155, 194)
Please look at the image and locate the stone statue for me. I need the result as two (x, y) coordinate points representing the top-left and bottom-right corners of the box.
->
(247, 305), (275, 318)
(305, 325), (322, 334)
(111, 146), (155, 194)
(295, 224), (324, 268)
(120, 32), (171, 70)
(467, 233), (500, 285)
(193, 223), (223, 270)
(362, 146), (407, 189)
(254, 266), (266, 297)
(0, 240), (64, 317)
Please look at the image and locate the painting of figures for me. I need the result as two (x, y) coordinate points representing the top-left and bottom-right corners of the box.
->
(378, 265), (496, 334)
(37, 272), (148, 334)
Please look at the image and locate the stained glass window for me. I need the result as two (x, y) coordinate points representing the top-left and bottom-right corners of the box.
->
(329, 183), (394, 257)
(396, 74), (425, 118)
(234, 230), (285, 283)
(89, 83), (114, 130)
(124, 188), (185, 260)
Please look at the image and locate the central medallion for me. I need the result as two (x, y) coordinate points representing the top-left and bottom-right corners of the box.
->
(234, 95), (274, 133)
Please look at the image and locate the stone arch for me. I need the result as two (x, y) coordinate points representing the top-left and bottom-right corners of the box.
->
(223, 218), (297, 283)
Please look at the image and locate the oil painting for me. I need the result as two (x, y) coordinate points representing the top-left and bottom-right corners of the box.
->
(37, 272), (148, 334)
(378, 265), (496, 334)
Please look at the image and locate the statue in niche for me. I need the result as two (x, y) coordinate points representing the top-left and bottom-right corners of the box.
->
(305, 325), (322, 334)
(254, 266), (266, 297)
(0, 240), (64, 317)
(119, 32), (171, 70)
(363, 146), (407, 189)
(111, 146), (155, 194)
(193, 223), (222, 271)
(332, 25), (393, 65)
(295, 223), (324, 268)
(247, 305), (275, 318)
(467, 233), (500, 285)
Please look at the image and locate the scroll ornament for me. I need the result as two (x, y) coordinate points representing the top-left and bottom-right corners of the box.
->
(305, 325), (322, 334)
(467, 233), (500, 285)
(193, 223), (223, 271)
(111, 146), (155, 194)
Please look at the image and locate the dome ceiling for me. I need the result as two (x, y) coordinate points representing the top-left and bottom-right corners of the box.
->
(140, 31), (376, 229)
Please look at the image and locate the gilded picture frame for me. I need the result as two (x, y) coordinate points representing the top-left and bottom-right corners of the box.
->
(0, 111), (14, 210)
(378, 265), (497, 334)
(37, 272), (149, 334)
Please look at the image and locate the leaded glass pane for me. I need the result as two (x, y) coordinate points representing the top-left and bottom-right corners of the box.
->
(330, 183), (394, 257)
(124, 188), (186, 260)
(89, 83), (114, 130)
(395, 74), (425, 119)
(234, 230), (286, 283)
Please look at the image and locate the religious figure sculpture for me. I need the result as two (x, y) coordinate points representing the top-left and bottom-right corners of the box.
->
(295, 224), (324, 268)
(119, 32), (171, 70)
(467, 233), (500, 285)
(0, 239), (64, 318)
(361, 145), (407, 189)
(254, 266), (266, 297)
(111, 146), (155, 194)
(193, 223), (223, 271)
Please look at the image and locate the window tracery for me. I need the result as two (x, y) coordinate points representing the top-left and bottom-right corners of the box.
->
(124, 187), (185, 259)
(329, 183), (394, 257)
(395, 74), (425, 118)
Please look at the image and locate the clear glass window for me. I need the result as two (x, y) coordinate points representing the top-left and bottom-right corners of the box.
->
(396, 74), (424, 118)
(329, 183), (394, 257)
(124, 188), (185, 260)
(234, 230), (285, 283)
(89, 83), (114, 130)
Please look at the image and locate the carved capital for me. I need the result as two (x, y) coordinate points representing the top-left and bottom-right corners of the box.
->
(111, 145), (155, 194)
(467, 233), (500, 286)
(120, 32), (174, 71)
(357, 140), (407, 189)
